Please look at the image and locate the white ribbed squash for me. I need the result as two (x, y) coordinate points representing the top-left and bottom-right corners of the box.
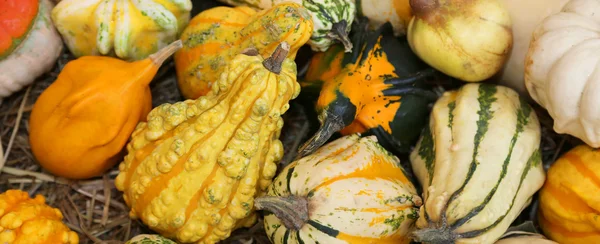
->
(410, 83), (546, 244)
(524, 0), (600, 147)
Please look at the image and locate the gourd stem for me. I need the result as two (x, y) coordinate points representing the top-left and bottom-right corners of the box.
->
(149, 40), (183, 66)
(263, 42), (290, 74)
(327, 20), (353, 53)
(412, 227), (459, 244)
(296, 117), (345, 159)
(410, 0), (439, 15)
(254, 196), (309, 231)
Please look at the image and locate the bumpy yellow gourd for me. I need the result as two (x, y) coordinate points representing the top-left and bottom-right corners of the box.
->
(115, 43), (301, 244)
(0, 190), (79, 244)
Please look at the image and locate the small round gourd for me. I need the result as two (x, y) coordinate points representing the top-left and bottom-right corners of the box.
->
(125, 234), (176, 244)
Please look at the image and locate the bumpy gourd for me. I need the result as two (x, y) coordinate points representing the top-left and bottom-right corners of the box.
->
(115, 43), (301, 244)
(217, 0), (355, 52)
(410, 83), (546, 244)
(257, 134), (422, 244)
(297, 22), (438, 158)
(125, 234), (177, 244)
(0, 190), (79, 244)
(29, 40), (182, 180)
(0, 0), (63, 100)
(174, 3), (313, 99)
(51, 0), (192, 60)
(537, 144), (600, 243)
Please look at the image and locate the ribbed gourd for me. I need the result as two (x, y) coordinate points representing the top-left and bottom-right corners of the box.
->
(115, 43), (301, 244)
(256, 134), (423, 244)
(174, 3), (313, 99)
(51, 0), (192, 60)
(217, 0), (355, 52)
(297, 22), (438, 158)
(0, 190), (79, 244)
(410, 83), (546, 244)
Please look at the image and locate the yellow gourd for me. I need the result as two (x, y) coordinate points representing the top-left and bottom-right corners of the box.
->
(115, 43), (301, 244)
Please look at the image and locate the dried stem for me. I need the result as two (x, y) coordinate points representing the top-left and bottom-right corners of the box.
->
(149, 40), (183, 66)
(3, 85), (31, 164)
(254, 196), (309, 231)
(263, 42), (290, 74)
(327, 20), (353, 52)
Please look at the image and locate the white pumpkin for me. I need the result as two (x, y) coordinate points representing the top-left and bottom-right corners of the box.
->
(0, 0), (63, 101)
(524, 0), (600, 147)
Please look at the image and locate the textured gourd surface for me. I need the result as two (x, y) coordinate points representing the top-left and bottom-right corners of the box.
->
(174, 3), (313, 99)
(410, 83), (546, 243)
(125, 234), (177, 244)
(115, 52), (301, 243)
(538, 145), (600, 244)
(264, 134), (421, 244)
(0, 190), (79, 244)
(51, 0), (192, 60)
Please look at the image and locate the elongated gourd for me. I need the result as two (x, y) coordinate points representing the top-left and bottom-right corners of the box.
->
(257, 134), (422, 244)
(217, 0), (355, 52)
(174, 3), (313, 99)
(297, 22), (438, 158)
(410, 83), (546, 244)
(29, 40), (182, 180)
(115, 43), (301, 244)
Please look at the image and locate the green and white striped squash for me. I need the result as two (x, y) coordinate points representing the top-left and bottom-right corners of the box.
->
(409, 83), (546, 244)
(217, 0), (356, 52)
(255, 134), (422, 244)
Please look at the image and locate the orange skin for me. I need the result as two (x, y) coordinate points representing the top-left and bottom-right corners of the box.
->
(0, 0), (38, 58)
(28, 41), (181, 179)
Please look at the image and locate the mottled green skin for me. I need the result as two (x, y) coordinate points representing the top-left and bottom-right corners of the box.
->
(125, 234), (177, 244)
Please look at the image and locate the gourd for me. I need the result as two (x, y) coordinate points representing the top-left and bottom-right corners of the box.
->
(217, 0), (355, 52)
(356, 0), (413, 36)
(494, 0), (569, 96)
(174, 3), (313, 99)
(495, 231), (558, 244)
(0, 0), (63, 100)
(51, 0), (192, 61)
(297, 22), (438, 158)
(0, 189), (79, 244)
(537, 144), (600, 243)
(125, 234), (177, 244)
(114, 43), (301, 244)
(29, 40), (182, 180)
(256, 134), (423, 244)
(524, 0), (600, 147)
(410, 83), (546, 244)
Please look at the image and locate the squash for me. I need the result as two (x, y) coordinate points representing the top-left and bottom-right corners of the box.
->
(125, 234), (177, 244)
(537, 144), (600, 243)
(297, 22), (438, 158)
(356, 0), (413, 36)
(524, 0), (600, 148)
(410, 83), (546, 244)
(29, 40), (182, 180)
(114, 43), (301, 244)
(174, 3), (313, 99)
(495, 231), (558, 244)
(494, 0), (569, 96)
(256, 134), (422, 244)
(0, 189), (79, 244)
(50, 0), (192, 61)
(217, 0), (355, 52)
(0, 0), (63, 100)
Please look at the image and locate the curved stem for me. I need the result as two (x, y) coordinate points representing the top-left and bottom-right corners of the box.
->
(149, 40), (183, 66)
(254, 196), (309, 231)
(296, 116), (345, 159)
(263, 42), (290, 74)
(327, 20), (353, 53)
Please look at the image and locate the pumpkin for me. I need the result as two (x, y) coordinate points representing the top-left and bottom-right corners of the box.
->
(174, 3), (313, 99)
(495, 231), (558, 244)
(0, 0), (63, 100)
(297, 22), (438, 158)
(494, 0), (569, 96)
(356, 0), (413, 36)
(256, 134), (422, 244)
(524, 0), (600, 147)
(29, 40), (182, 180)
(114, 43), (301, 244)
(217, 0), (355, 52)
(410, 83), (546, 244)
(125, 234), (177, 244)
(0, 189), (79, 244)
(537, 144), (600, 243)
(50, 0), (192, 61)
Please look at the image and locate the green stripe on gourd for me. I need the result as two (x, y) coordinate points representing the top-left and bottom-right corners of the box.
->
(409, 83), (546, 244)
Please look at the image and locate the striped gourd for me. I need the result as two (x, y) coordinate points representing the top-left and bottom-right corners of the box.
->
(174, 3), (313, 99)
(410, 83), (546, 244)
(217, 0), (356, 52)
(537, 144), (600, 243)
(256, 134), (422, 244)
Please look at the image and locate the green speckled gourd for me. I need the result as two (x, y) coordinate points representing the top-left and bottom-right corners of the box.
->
(410, 83), (546, 244)
(114, 43), (301, 244)
(125, 234), (177, 244)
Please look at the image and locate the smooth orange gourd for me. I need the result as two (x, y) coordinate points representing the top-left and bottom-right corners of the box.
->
(29, 40), (183, 180)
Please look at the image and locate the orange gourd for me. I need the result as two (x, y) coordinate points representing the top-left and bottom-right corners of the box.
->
(28, 40), (183, 180)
